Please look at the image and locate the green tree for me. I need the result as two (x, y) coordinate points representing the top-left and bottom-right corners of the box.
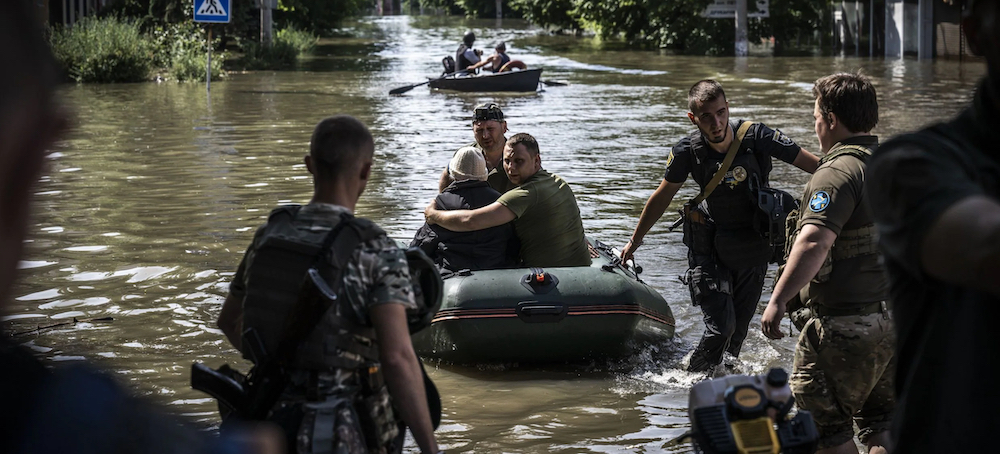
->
(510, 0), (581, 31)
(275, 0), (373, 33)
(754, 0), (832, 54)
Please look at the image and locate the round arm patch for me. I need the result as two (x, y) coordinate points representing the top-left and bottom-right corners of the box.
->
(808, 190), (830, 212)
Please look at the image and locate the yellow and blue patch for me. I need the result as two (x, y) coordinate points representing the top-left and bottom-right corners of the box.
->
(809, 191), (830, 212)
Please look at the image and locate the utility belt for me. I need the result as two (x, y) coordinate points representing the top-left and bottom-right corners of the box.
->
(810, 300), (891, 319)
(281, 362), (401, 453)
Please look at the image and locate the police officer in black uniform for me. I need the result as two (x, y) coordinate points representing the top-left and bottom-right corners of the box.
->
(621, 80), (819, 373)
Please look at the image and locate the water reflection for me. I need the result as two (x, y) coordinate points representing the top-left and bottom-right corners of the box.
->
(5, 14), (986, 453)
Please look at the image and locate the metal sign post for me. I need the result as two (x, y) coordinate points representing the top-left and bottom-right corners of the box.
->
(206, 26), (212, 93)
(194, 0), (230, 94)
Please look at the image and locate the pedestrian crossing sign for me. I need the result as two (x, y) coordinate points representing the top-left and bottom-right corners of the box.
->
(194, 0), (230, 23)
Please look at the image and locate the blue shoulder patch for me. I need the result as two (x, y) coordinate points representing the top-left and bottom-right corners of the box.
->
(808, 191), (830, 212)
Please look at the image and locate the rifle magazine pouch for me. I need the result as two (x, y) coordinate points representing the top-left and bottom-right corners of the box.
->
(355, 383), (399, 452)
(296, 395), (368, 454)
(682, 214), (716, 256)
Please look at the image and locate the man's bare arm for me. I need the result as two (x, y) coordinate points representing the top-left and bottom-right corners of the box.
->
(791, 148), (820, 174)
(761, 224), (836, 339)
(620, 180), (683, 262)
(921, 195), (1000, 297)
(371, 303), (438, 454)
(425, 201), (515, 232)
(217, 293), (243, 352)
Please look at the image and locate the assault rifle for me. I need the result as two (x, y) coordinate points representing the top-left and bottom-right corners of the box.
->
(192, 264), (347, 422)
(191, 326), (288, 422)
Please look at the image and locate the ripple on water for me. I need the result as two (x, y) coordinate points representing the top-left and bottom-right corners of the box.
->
(16, 288), (60, 301)
(52, 311), (86, 319)
(38, 297), (111, 309)
(63, 245), (109, 252)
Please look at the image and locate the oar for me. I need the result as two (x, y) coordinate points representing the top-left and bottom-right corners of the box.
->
(541, 80), (568, 87)
(389, 71), (467, 95)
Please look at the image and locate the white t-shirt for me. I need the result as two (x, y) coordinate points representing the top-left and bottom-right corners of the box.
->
(462, 48), (480, 65)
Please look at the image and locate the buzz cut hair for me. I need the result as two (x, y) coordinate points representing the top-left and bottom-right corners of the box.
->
(812, 71), (879, 134)
(506, 133), (539, 156)
(309, 115), (375, 180)
(688, 80), (727, 113)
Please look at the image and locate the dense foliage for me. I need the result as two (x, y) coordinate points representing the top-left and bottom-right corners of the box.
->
(509, 0), (580, 31)
(275, 0), (372, 34)
(49, 16), (153, 83)
(49, 14), (315, 82)
(102, 0), (367, 37)
(433, 0), (831, 54)
(238, 27), (318, 69)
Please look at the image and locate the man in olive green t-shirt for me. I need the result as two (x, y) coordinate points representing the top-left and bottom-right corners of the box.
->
(761, 72), (893, 454)
(424, 133), (591, 267)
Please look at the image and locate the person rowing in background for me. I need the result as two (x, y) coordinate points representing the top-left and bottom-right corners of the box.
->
(468, 42), (527, 73)
(455, 31), (482, 72)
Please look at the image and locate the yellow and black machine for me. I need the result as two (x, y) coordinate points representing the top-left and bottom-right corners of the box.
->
(688, 368), (818, 454)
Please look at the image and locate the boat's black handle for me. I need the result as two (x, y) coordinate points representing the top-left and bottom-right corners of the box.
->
(516, 302), (568, 323)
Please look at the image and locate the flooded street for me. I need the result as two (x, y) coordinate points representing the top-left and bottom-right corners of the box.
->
(6, 15), (986, 453)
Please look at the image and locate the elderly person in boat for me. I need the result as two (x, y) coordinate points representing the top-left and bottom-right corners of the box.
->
(412, 146), (516, 271)
(425, 133), (591, 268)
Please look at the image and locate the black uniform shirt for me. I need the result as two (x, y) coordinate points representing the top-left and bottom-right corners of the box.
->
(663, 121), (801, 184)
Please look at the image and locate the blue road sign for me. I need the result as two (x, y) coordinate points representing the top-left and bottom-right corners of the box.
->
(194, 0), (230, 23)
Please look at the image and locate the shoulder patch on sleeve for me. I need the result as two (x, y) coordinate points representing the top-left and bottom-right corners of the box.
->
(665, 150), (675, 167)
(773, 130), (795, 147)
(808, 190), (830, 212)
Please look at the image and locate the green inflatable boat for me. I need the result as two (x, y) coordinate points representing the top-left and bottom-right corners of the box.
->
(411, 238), (676, 363)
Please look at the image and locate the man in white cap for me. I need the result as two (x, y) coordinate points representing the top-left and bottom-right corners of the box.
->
(413, 146), (515, 271)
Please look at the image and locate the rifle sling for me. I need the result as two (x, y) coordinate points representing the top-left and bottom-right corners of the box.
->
(690, 121), (753, 206)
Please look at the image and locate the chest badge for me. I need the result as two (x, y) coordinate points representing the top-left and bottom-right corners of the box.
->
(732, 166), (747, 183)
(809, 191), (830, 212)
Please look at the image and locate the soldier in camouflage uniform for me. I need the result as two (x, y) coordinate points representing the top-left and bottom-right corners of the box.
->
(218, 116), (440, 454)
(761, 73), (892, 454)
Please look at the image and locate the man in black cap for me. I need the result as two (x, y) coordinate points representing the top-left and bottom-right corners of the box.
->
(867, 0), (1000, 451)
(439, 103), (514, 194)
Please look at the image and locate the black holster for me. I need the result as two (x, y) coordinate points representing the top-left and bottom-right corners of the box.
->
(681, 263), (732, 305)
(682, 203), (716, 257)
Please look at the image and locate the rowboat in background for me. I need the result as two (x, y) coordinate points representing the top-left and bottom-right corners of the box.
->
(428, 68), (542, 92)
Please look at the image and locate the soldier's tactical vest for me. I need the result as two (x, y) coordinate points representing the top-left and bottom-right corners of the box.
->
(241, 205), (384, 370)
(783, 144), (880, 283)
(690, 122), (773, 269)
(456, 44), (473, 71)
